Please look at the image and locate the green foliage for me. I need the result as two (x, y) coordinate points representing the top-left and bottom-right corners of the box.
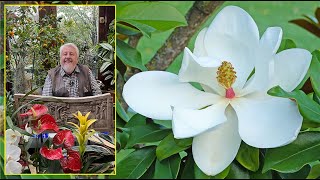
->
(236, 142), (260, 172)
(263, 131), (320, 173)
(153, 154), (181, 179)
(117, 2), (187, 38)
(310, 50), (320, 97)
(111, 146), (156, 179)
(156, 133), (192, 161)
(116, 39), (147, 71)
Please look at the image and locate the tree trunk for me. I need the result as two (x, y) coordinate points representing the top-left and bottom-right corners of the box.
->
(14, 62), (26, 94)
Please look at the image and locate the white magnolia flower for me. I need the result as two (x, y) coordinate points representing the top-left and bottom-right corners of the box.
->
(6, 160), (23, 174)
(122, 6), (312, 176)
(6, 129), (21, 146)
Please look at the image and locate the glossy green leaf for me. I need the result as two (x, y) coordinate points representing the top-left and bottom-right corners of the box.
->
(116, 149), (135, 164)
(181, 153), (195, 179)
(116, 39), (147, 71)
(313, 93), (320, 105)
(116, 22), (140, 36)
(116, 131), (129, 150)
(307, 161), (320, 179)
(268, 86), (320, 123)
(278, 164), (311, 179)
(277, 39), (296, 53)
(153, 154), (181, 179)
(116, 97), (130, 122)
(140, 160), (156, 179)
(310, 50), (320, 98)
(117, 2), (187, 38)
(236, 142), (259, 172)
(126, 124), (171, 148)
(226, 162), (250, 179)
(110, 146), (156, 179)
(124, 113), (146, 128)
(156, 133), (192, 161)
(263, 132), (320, 173)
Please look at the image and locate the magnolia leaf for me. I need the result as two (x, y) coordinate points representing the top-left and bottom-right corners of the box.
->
(263, 131), (320, 173)
(236, 142), (259, 172)
(124, 113), (146, 128)
(153, 154), (181, 179)
(116, 39), (147, 71)
(310, 50), (320, 98)
(116, 97), (130, 122)
(156, 133), (192, 161)
(180, 154), (195, 179)
(268, 86), (320, 123)
(116, 22), (141, 37)
(307, 161), (320, 179)
(277, 39), (296, 53)
(278, 164), (311, 179)
(125, 124), (171, 148)
(116, 149), (135, 164)
(117, 2), (187, 38)
(116, 131), (129, 150)
(226, 162), (250, 179)
(110, 146), (156, 179)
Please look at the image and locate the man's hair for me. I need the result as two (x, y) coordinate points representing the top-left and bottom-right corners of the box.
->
(60, 43), (79, 58)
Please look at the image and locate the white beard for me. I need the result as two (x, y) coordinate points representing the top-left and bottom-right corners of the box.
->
(62, 63), (76, 74)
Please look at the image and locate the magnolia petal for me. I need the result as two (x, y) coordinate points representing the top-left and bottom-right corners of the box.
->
(231, 96), (302, 148)
(272, 48), (312, 91)
(40, 146), (63, 160)
(240, 27), (283, 96)
(260, 27), (282, 54)
(193, 28), (208, 57)
(172, 100), (228, 139)
(6, 144), (21, 162)
(6, 160), (22, 174)
(123, 71), (221, 120)
(204, 6), (259, 90)
(179, 48), (224, 96)
(192, 106), (241, 176)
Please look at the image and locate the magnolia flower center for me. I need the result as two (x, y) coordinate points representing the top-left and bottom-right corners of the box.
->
(216, 61), (237, 99)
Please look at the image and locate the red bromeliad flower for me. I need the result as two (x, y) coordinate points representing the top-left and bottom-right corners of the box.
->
(40, 146), (63, 160)
(60, 149), (81, 173)
(53, 130), (75, 148)
(20, 104), (48, 119)
(31, 114), (59, 134)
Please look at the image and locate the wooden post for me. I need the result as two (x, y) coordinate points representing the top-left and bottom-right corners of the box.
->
(98, 6), (115, 43)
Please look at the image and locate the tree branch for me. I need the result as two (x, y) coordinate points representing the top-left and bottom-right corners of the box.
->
(146, 1), (224, 71)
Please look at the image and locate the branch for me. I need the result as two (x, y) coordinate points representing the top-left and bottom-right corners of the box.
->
(146, 1), (224, 71)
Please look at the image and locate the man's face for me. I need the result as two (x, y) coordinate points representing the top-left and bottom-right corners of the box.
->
(60, 46), (78, 74)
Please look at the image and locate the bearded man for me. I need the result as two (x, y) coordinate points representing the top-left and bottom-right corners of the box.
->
(42, 43), (102, 97)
